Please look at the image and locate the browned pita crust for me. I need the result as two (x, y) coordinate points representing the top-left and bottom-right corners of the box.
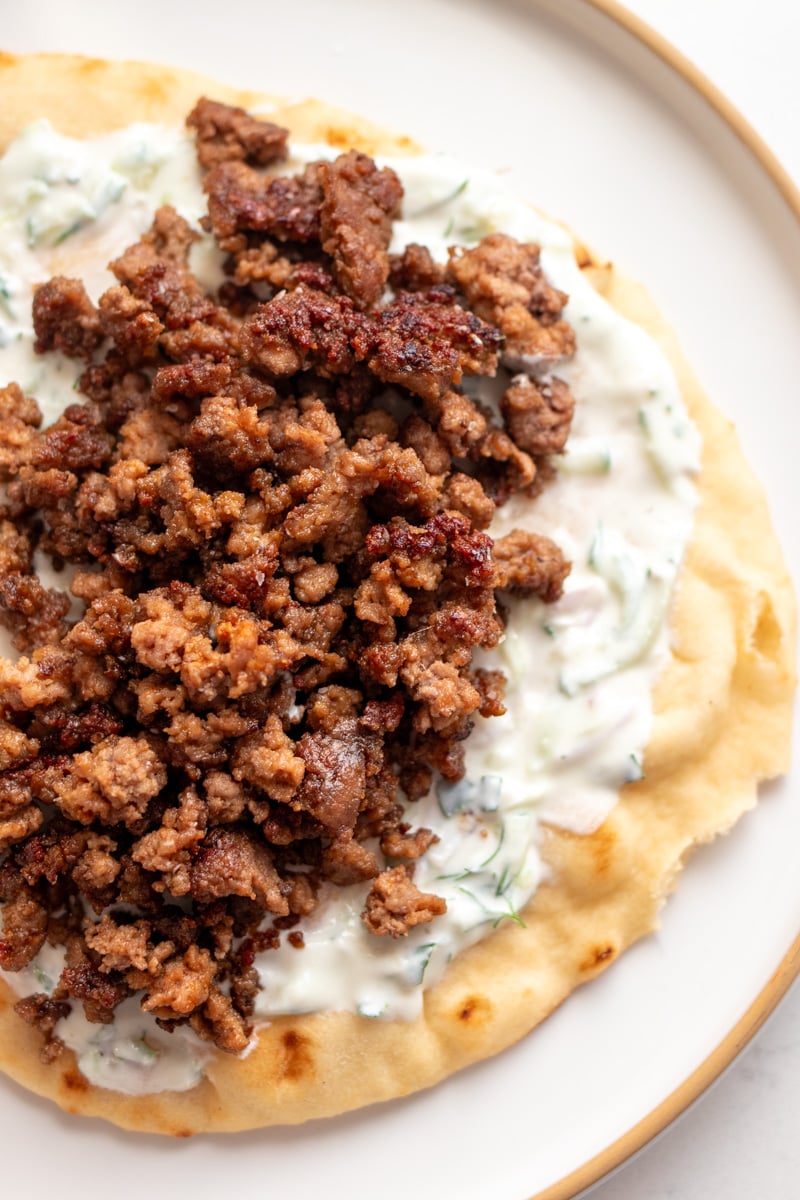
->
(0, 53), (793, 1133)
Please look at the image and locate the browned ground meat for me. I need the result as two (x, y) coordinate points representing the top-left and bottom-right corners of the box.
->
(319, 151), (402, 310)
(240, 284), (364, 377)
(187, 97), (289, 169)
(367, 287), (502, 401)
(362, 865), (447, 937)
(389, 243), (445, 293)
(205, 160), (323, 248)
(446, 233), (575, 366)
(500, 374), (575, 457)
(32, 277), (103, 361)
(0, 863), (48, 970)
(0, 101), (579, 1057)
(0, 384), (42, 479)
(0, 573), (71, 653)
(493, 529), (571, 600)
(14, 993), (71, 1063)
(191, 828), (289, 911)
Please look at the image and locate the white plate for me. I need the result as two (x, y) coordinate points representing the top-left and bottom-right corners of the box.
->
(2, 3), (799, 1198)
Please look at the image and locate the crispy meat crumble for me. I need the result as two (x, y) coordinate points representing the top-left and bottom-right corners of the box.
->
(0, 98), (576, 1059)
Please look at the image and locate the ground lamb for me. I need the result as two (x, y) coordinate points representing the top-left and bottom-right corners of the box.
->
(0, 99), (577, 1056)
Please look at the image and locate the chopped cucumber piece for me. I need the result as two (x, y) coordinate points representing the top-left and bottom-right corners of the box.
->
(112, 138), (168, 186)
(561, 523), (670, 695)
(436, 776), (475, 816)
(32, 963), (54, 994)
(114, 1036), (158, 1066)
(639, 396), (700, 483)
(24, 171), (126, 248)
(553, 437), (611, 475)
(358, 1000), (389, 1019)
(588, 522), (645, 622)
(477, 816), (505, 868)
(436, 774), (502, 817)
(477, 775), (502, 812)
(559, 570), (668, 695)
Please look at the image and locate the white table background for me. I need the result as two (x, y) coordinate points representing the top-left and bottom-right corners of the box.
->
(589, 9), (799, 1200)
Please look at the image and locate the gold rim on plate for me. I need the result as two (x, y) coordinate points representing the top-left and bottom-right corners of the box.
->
(528, 2), (800, 1196)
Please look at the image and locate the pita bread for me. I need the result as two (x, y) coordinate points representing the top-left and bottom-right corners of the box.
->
(0, 53), (794, 1134)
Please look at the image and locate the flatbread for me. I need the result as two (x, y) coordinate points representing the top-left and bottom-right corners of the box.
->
(0, 53), (794, 1134)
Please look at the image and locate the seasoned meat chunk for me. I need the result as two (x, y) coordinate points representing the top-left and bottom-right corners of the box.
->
(400, 414), (450, 476)
(389, 243), (444, 292)
(492, 529), (571, 600)
(0, 868), (48, 969)
(111, 205), (199, 284)
(32, 404), (113, 472)
(319, 151), (403, 309)
(500, 374), (575, 456)
(232, 716), (306, 803)
(322, 837), (379, 885)
(447, 233), (575, 367)
(13, 993), (70, 1063)
(0, 572), (71, 653)
(380, 824), (438, 860)
(187, 97), (289, 169)
(142, 945), (217, 1015)
(440, 472), (495, 529)
(0, 384), (42, 480)
(98, 285), (163, 361)
(131, 787), (206, 895)
(49, 736), (167, 829)
(367, 287), (502, 401)
(205, 160), (323, 246)
(240, 285), (364, 377)
(187, 393), (271, 476)
(85, 914), (152, 972)
(0, 801), (43, 852)
(292, 728), (366, 836)
(190, 986), (251, 1054)
(362, 865), (447, 937)
(32, 277), (102, 360)
(435, 389), (488, 456)
(150, 359), (234, 406)
(191, 827), (289, 913)
(60, 936), (130, 1022)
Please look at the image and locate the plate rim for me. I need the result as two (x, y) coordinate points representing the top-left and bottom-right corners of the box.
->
(528, 2), (800, 1195)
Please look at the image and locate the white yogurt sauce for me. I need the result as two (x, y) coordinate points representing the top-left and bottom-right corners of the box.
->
(11, 941), (210, 1093)
(0, 122), (700, 1089)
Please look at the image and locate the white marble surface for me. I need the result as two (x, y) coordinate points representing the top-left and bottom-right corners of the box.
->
(588, 11), (800, 1200)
